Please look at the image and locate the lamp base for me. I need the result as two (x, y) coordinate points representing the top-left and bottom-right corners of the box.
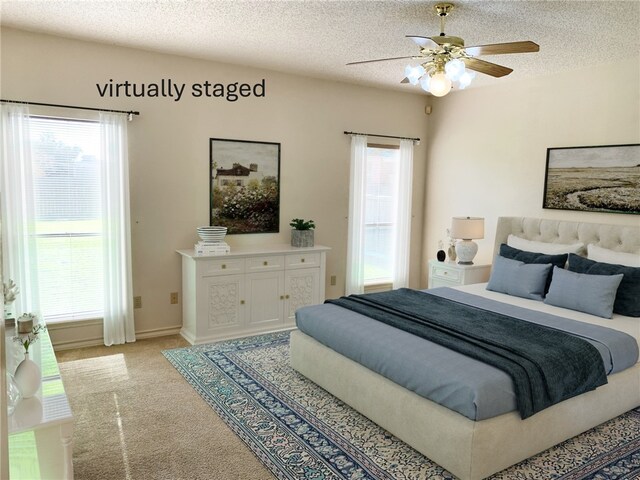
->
(455, 240), (478, 265)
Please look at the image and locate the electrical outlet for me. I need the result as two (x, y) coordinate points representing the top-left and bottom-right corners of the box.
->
(133, 296), (142, 309)
(330, 275), (337, 286)
(170, 292), (179, 304)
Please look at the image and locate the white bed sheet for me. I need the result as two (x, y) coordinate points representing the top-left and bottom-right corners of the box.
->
(457, 282), (640, 355)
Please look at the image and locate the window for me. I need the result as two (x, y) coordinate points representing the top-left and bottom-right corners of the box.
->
(346, 135), (413, 295)
(29, 116), (104, 321)
(364, 144), (400, 285)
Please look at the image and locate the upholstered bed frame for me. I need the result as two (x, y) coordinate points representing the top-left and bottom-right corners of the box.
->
(290, 217), (640, 480)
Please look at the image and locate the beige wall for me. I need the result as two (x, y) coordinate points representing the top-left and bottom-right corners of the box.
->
(1, 28), (429, 346)
(422, 59), (640, 286)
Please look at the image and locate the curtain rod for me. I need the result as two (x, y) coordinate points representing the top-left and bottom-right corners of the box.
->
(344, 131), (420, 142)
(0, 99), (140, 118)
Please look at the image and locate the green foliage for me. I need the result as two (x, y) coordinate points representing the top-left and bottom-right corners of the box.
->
(290, 218), (315, 230)
(13, 322), (47, 353)
(34, 132), (82, 177)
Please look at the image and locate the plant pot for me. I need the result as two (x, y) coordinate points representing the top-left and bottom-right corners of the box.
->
(291, 229), (314, 248)
(14, 351), (41, 398)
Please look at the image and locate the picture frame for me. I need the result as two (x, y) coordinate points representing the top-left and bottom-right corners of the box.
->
(210, 138), (281, 234)
(543, 144), (640, 215)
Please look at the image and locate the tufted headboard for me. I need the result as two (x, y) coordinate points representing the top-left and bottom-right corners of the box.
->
(493, 217), (640, 259)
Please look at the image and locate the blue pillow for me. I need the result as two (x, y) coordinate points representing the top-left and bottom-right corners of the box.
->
(544, 266), (623, 318)
(568, 254), (640, 317)
(499, 244), (568, 293)
(487, 255), (552, 300)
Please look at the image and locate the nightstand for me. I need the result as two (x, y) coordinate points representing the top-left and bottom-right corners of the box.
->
(428, 259), (491, 288)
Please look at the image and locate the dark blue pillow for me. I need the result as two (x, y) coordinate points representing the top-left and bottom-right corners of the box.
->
(499, 244), (568, 293)
(568, 253), (640, 317)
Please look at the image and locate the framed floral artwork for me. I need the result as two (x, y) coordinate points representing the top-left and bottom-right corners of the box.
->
(210, 138), (281, 233)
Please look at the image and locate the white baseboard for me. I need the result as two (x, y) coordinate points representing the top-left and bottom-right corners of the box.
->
(52, 337), (104, 351)
(135, 325), (182, 340)
(50, 321), (183, 351)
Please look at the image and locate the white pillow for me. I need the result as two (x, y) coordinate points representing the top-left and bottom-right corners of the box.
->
(587, 244), (640, 267)
(507, 234), (584, 255)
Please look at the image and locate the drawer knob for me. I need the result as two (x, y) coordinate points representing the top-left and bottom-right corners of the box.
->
(280, 295), (284, 300)
(301, 258), (305, 263)
(285, 294), (290, 299)
(263, 261), (268, 266)
(222, 264), (227, 269)
(240, 300), (245, 305)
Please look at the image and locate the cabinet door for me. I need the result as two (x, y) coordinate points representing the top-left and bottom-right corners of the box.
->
(245, 271), (285, 329)
(202, 274), (245, 334)
(284, 268), (320, 323)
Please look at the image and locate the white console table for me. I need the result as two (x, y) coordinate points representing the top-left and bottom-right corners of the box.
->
(7, 327), (74, 480)
(177, 244), (330, 344)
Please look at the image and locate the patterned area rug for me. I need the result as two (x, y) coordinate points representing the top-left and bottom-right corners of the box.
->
(163, 332), (640, 480)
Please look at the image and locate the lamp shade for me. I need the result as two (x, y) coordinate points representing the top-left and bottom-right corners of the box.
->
(450, 217), (484, 240)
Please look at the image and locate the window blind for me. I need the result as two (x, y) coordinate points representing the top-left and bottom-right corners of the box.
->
(29, 116), (104, 321)
(364, 146), (400, 284)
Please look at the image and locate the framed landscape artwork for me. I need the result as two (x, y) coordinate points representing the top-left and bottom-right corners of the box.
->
(543, 144), (640, 215)
(210, 138), (280, 233)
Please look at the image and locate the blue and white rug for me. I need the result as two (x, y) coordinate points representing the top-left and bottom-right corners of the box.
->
(163, 332), (640, 479)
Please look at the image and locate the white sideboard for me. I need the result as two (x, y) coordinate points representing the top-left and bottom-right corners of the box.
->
(177, 244), (330, 344)
(7, 327), (74, 480)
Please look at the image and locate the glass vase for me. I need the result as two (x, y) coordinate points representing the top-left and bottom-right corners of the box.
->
(7, 373), (22, 415)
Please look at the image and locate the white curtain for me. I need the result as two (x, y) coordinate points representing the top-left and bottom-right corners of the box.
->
(345, 135), (367, 295)
(100, 113), (135, 346)
(0, 104), (40, 318)
(392, 139), (414, 289)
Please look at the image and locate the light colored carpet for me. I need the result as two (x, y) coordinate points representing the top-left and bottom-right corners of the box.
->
(164, 332), (640, 480)
(56, 335), (273, 480)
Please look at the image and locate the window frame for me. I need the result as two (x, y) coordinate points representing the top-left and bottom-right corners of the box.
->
(28, 113), (104, 324)
(363, 142), (400, 288)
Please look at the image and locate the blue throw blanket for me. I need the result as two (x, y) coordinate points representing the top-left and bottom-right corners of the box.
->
(326, 288), (608, 419)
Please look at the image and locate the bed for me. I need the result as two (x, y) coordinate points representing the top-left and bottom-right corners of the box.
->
(289, 216), (640, 480)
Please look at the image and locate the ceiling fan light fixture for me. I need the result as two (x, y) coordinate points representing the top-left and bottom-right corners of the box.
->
(419, 74), (431, 92)
(444, 58), (465, 81)
(457, 69), (476, 89)
(429, 72), (452, 97)
(347, 2), (539, 97)
(404, 64), (426, 85)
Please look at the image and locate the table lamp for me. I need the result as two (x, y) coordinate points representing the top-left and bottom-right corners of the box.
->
(450, 217), (484, 265)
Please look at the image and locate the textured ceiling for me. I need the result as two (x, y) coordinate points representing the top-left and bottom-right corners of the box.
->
(1, 1), (639, 93)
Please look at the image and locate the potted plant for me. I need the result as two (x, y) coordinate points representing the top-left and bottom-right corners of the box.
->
(13, 321), (46, 398)
(290, 218), (315, 247)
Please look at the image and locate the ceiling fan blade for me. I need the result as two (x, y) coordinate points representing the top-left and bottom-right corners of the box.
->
(406, 35), (439, 49)
(347, 55), (416, 66)
(464, 41), (539, 57)
(401, 77), (410, 84)
(462, 57), (513, 77)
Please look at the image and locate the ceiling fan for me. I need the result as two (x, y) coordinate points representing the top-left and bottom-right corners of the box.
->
(347, 3), (539, 96)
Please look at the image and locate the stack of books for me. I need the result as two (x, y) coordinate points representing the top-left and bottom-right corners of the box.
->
(195, 241), (231, 256)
